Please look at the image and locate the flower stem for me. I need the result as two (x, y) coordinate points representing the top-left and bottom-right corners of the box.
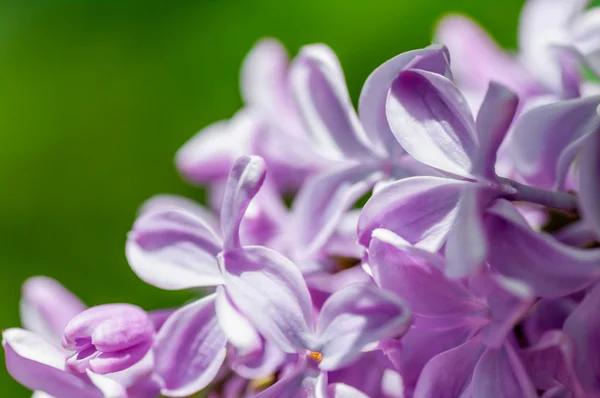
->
(499, 178), (578, 211)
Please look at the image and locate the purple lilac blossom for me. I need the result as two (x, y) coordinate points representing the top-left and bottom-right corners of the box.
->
(6, 1), (600, 396)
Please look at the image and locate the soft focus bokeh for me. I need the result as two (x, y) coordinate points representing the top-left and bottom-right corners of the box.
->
(0, 0), (527, 395)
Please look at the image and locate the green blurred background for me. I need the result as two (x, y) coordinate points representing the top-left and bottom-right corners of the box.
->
(0, 0), (527, 395)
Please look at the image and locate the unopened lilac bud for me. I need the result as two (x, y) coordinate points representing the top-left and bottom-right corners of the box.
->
(62, 304), (154, 375)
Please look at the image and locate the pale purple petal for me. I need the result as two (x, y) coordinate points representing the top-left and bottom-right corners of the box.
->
(521, 331), (584, 396)
(444, 186), (490, 278)
(413, 337), (484, 397)
(473, 82), (519, 180)
(327, 383), (370, 398)
(290, 44), (377, 159)
(472, 275), (534, 348)
(20, 277), (86, 345)
(564, 282), (600, 393)
(471, 343), (537, 398)
(358, 44), (452, 152)
(220, 246), (314, 353)
(358, 176), (469, 250)
(3, 328), (102, 398)
(253, 364), (323, 398)
(578, 130), (600, 240)
(239, 178), (287, 248)
(327, 351), (397, 397)
(392, 322), (473, 394)
(436, 14), (536, 96)
(32, 392), (54, 398)
(139, 194), (219, 231)
(86, 370), (127, 398)
(484, 200), (600, 297)
(242, 38), (291, 113)
(148, 309), (175, 332)
(214, 286), (261, 355)
(292, 162), (383, 261)
(368, 229), (480, 317)
(519, 0), (586, 92)
(220, 155), (267, 250)
(87, 340), (153, 375)
(175, 109), (261, 185)
(228, 338), (286, 380)
(63, 304), (153, 353)
(509, 96), (600, 190)
(522, 298), (577, 345)
(126, 209), (223, 290)
(386, 69), (478, 177)
(154, 294), (228, 397)
(315, 283), (411, 371)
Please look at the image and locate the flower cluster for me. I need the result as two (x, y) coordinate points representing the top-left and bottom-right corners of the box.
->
(5, 1), (600, 397)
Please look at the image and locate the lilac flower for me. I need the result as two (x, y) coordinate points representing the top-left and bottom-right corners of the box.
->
(8, 2), (600, 395)
(126, 156), (313, 395)
(246, 282), (410, 397)
(4, 301), (160, 398)
(436, 0), (600, 107)
(357, 67), (600, 295)
(288, 44), (452, 259)
(176, 39), (324, 194)
(367, 229), (536, 397)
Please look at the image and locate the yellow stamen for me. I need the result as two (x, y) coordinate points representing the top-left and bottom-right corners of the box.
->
(309, 351), (323, 362)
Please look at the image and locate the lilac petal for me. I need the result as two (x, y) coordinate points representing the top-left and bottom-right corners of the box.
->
(327, 383), (370, 398)
(413, 337), (484, 397)
(2, 328), (102, 398)
(484, 200), (600, 297)
(473, 82), (519, 180)
(290, 44), (377, 159)
(436, 14), (535, 95)
(509, 96), (600, 190)
(392, 322), (473, 393)
(20, 276), (86, 345)
(175, 109), (261, 185)
(32, 392), (54, 398)
(358, 176), (469, 250)
(368, 229), (479, 317)
(241, 38), (291, 112)
(444, 186), (489, 278)
(521, 331), (584, 397)
(214, 285), (261, 355)
(518, 0), (586, 92)
(293, 162), (383, 260)
(386, 69), (478, 177)
(154, 294), (227, 397)
(472, 343), (537, 398)
(327, 351), (396, 397)
(239, 178), (288, 247)
(139, 194), (219, 231)
(220, 246), (314, 353)
(85, 370), (127, 398)
(472, 275), (534, 348)
(522, 298), (577, 345)
(126, 209), (224, 290)
(315, 283), (411, 371)
(359, 45), (452, 152)
(89, 340), (153, 374)
(220, 155), (267, 250)
(578, 131), (600, 240)
(564, 282), (600, 393)
(148, 309), (175, 331)
(229, 338), (286, 380)
(253, 364), (323, 398)
(63, 304), (153, 352)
